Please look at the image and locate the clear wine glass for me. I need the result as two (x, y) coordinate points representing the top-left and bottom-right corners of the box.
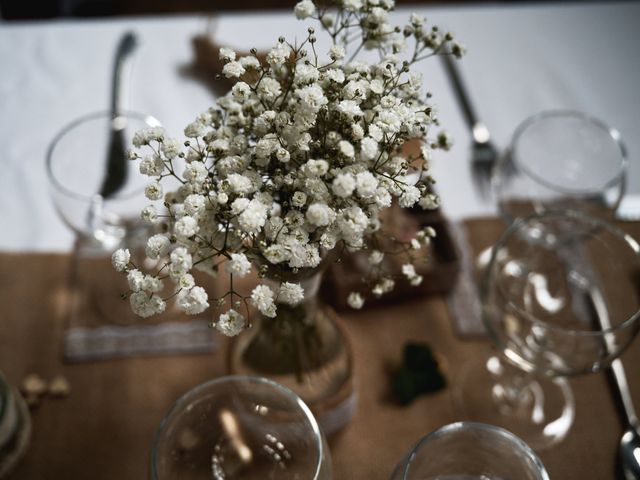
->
(471, 110), (628, 270)
(493, 110), (627, 224)
(390, 421), (549, 480)
(456, 210), (640, 450)
(151, 375), (332, 480)
(46, 110), (161, 251)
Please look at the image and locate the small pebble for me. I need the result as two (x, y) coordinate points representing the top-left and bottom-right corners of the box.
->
(20, 374), (47, 397)
(48, 375), (71, 398)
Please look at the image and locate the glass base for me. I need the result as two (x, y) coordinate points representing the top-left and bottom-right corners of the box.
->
(453, 352), (575, 451)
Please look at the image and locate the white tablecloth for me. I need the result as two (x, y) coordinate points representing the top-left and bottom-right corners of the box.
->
(1, 2), (639, 252)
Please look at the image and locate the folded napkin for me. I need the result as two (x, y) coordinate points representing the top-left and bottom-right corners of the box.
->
(63, 240), (219, 362)
(446, 217), (507, 338)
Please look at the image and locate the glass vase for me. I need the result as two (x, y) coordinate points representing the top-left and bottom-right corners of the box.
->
(227, 268), (356, 436)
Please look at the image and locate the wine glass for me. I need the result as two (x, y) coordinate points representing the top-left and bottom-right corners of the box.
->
(151, 375), (332, 480)
(390, 421), (549, 480)
(470, 110), (628, 270)
(46, 110), (161, 251)
(493, 110), (627, 224)
(456, 210), (640, 450)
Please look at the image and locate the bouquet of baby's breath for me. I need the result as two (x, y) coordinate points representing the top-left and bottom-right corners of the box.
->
(112, 0), (464, 336)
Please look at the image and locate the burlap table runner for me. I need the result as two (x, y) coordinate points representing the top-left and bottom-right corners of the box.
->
(1, 219), (639, 479)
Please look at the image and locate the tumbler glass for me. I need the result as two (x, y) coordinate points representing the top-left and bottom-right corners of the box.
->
(151, 376), (332, 480)
(391, 422), (549, 480)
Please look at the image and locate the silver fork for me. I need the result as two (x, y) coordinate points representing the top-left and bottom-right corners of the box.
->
(441, 52), (499, 200)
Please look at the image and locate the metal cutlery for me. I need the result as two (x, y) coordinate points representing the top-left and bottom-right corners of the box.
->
(441, 52), (499, 200)
(99, 31), (138, 199)
(583, 278), (640, 479)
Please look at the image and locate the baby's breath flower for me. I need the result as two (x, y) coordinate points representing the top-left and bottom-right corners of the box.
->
(145, 182), (163, 201)
(183, 194), (206, 216)
(111, 248), (130, 272)
(145, 234), (170, 260)
(175, 216), (199, 239)
(169, 247), (192, 279)
(215, 309), (246, 336)
(161, 138), (181, 159)
(178, 273), (195, 289)
(276, 148), (291, 163)
(402, 263), (417, 279)
(355, 171), (378, 198)
(279, 282), (305, 306)
(306, 203), (334, 227)
(418, 193), (440, 210)
(343, 0), (363, 13)
(183, 162), (207, 184)
(184, 121), (205, 138)
(267, 43), (290, 68)
(250, 285), (277, 318)
(219, 47), (236, 61)
(338, 140), (355, 158)
(225, 253), (252, 278)
(360, 137), (379, 161)
(143, 275), (163, 293)
(240, 56), (260, 70)
(399, 185), (421, 208)
(294, 0), (315, 19)
(178, 286), (209, 315)
(141, 205), (158, 223)
(372, 278), (395, 297)
(369, 250), (384, 264)
(130, 292), (166, 318)
(332, 173), (356, 198)
(338, 100), (363, 118)
(329, 45), (346, 61)
(217, 192), (229, 205)
(292, 191), (308, 208)
(139, 155), (164, 177)
(222, 61), (246, 79)
(347, 292), (364, 309)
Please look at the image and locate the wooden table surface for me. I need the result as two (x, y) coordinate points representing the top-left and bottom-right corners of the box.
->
(2, 219), (640, 479)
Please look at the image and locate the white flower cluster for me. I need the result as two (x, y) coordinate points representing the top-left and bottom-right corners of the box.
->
(116, 0), (461, 332)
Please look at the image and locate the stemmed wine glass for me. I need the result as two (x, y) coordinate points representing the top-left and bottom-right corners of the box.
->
(391, 421), (549, 480)
(151, 375), (332, 480)
(493, 109), (627, 222)
(474, 110), (627, 269)
(46, 110), (161, 252)
(456, 210), (640, 450)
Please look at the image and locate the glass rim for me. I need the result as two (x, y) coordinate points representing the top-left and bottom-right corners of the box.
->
(0, 372), (9, 423)
(508, 109), (628, 196)
(45, 109), (161, 203)
(484, 209), (640, 339)
(401, 421), (550, 480)
(149, 375), (325, 480)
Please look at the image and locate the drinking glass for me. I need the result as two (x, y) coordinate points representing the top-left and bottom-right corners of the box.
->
(46, 110), (161, 251)
(390, 421), (549, 480)
(492, 110), (627, 224)
(151, 375), (332, 480)
(0, 372), (31, 477)
(456, 210), (640, 450)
